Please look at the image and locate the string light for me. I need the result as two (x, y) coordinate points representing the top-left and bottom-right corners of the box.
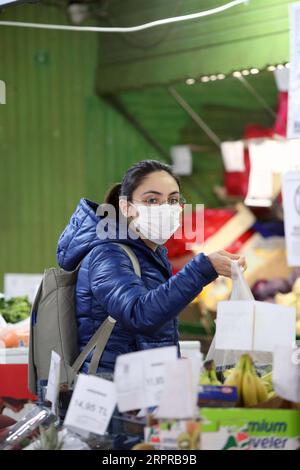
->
(186, 78), (196, 85)
(0, 0), (250, 33)
(191, 63), (290, 85)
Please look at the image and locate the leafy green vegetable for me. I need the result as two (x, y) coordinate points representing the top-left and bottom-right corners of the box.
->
(0, 296), (31, 324)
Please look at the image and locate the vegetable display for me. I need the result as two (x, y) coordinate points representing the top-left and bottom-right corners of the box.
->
(0, 296), (31, 324)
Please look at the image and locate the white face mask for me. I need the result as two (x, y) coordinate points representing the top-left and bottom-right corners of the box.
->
(130, 203), (182, 245)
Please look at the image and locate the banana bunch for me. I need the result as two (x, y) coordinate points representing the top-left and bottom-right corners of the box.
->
(224, 354), (274, 407)
(199, 360), (221, 385)
(261, 371), (275, 398)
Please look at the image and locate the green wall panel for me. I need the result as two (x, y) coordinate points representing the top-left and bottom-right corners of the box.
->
(0, 4), (158, 290)
(96, 0), (292, 93)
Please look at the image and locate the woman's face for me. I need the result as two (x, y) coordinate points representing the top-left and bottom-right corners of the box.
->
(121, 170), (181, 219)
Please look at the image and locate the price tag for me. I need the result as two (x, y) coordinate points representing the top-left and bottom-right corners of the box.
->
(45, 351), (61, 414)
(114, 346), (177, 412)
(215, 301), (254, 351)
(288, 3), (300, 139)
(221, 140), (245, 172)
(64, 374), (116, 436)
(273, 345), (300, 403)
(282, 171), (300, 267)
(156, 358), (198, 419)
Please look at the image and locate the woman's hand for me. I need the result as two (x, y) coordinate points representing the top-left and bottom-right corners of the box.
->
(208, 250), (247, 278)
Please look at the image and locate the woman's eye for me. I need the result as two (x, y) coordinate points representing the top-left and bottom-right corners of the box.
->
(146, 198), (158, 205)
(169, 198), (180, 205)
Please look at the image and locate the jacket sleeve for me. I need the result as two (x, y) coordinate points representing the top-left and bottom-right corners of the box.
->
(89, 244), (217, 334)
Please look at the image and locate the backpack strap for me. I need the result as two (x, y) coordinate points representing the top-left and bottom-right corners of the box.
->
(71, 316), (117, 377)
(70, 243), (141, 378)
(28, 279), (44, 394)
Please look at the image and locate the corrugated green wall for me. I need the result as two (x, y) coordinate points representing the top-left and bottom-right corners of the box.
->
(0, 5), (158, 290)
(96, 0), (291, 93)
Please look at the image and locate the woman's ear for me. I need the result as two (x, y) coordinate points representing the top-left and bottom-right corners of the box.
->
(119, 199), (139, 219)
(119, 198), (129, 218)
(119, 198), (137, 217)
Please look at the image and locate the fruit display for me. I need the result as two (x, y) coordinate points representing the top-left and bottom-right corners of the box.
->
(0, 296), (31, 324)
(0, 328), (29, 348)
(199, 360), (221, 385)
(0, 296), (31, 348)
(223, 354), (274, 407)
(33, 424), (64, 451)
(252, 278), (290, 302)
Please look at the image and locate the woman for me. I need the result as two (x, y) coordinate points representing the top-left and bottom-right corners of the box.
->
(57, 160), (245, 374)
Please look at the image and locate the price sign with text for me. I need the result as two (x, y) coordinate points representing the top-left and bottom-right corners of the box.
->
(64, 374), (117, 436)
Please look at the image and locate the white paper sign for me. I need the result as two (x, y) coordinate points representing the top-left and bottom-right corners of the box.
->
(45, 351), (61, 414)
(4, 273), (43, 303)
(215, 301), (255, 350)
(254, 302), (296, 352)
(245, 140), (274, 206)
(171, 146), (192, 175)
(64, 374), (117, 436)
(216, 300), (296, 352)
(156, 358), (198, 419)
(273, 345), (300, 403)
(114, 346), (177, 412)
(282, 171), (300, 266)
(274, 68), (290, 92)
(221, 141), (245, 172)
(288, 3), (300, 139)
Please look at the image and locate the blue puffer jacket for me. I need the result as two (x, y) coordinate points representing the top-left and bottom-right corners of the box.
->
(57, 198), (218, 373)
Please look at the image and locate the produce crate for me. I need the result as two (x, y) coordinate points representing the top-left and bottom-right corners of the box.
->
(110, 413), (146, 438)
(179, 322), (214, 356)
(0, 347), (28, 364)
(201, 407), (300, 450)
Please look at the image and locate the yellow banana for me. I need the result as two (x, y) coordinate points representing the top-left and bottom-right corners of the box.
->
(248, 360), (268, 404)
(199, 371), (211, 385)
(254, 376), (268, 403)
(210, 369), (221, 386)
(224, 355), (246, 402)
(261, 371), (273, 385)
(262, 380), (273, 393)
(241, 356), (258, 407)
(268, 391), (276, 400)
(223, 368), (234, 379)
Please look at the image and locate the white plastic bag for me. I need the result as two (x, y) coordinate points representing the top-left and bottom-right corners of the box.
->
(206, 261), (272, 368)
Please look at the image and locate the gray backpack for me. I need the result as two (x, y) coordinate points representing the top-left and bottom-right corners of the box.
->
(28, 243), (141, 394)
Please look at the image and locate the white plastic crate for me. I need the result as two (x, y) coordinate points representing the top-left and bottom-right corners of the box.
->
(0, 347), (29, 364)
(179, 340), (201, 360)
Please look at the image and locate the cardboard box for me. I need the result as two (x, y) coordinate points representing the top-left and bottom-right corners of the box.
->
(144, 420), (201, 450)
(198, 385), (238, 408)
(201, 407), (300, 450)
